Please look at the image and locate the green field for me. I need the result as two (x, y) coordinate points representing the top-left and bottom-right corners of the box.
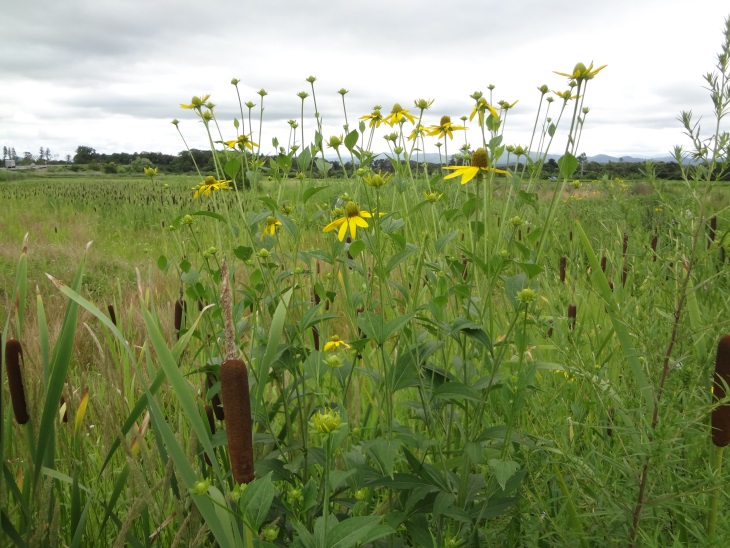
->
(1, 167), (729, 546)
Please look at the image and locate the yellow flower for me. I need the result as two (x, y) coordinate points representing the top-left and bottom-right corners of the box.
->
(426, 116), (466, 140)
(327, 135), (343, 149)
(261, 216), (281, 240)
(383, 103), (417, 126)
(359, 108), (383, 128)
(143, 166), (158, 177)
(552, 89), (581, 101)
(193, 176), (231, 199)
(443, 148), (509, 184)
(469, 98), (499, 124)
(180, 94), (210, 110)
(324, 335), (350, 352)
(407, 125), (426, 141)
(223, 134), (257, 151)
(554, 61), (607, 82)
(323, 201), (373, 241)
(312, 408), (341, 434)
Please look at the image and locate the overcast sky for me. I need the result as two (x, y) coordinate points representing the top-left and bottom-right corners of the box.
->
(2, 0), (728, 162)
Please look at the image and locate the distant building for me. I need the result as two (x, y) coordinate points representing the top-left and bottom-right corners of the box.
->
(4, 159), (16, 169)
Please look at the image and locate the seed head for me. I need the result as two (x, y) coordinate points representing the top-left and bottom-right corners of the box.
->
(220, 358), (255, 483)
(5, 339), (29, 425)
(471, 148), (489, 169)
(712, 335), (730, 446)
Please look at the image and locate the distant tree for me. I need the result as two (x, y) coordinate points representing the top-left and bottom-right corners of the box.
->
(39, 147), (45, 162)
(65, 154), (72, 163)
(102, 162), (119, 174)
(578, 152), (588, 176)
(2, 146), (7, 160)
(11, 148), (17, 160)
(74, 145), (97, 164)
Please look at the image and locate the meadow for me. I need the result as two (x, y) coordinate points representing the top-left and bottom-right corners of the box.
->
(1, 24), (730, 547)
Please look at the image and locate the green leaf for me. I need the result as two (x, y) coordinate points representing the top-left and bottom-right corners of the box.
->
(558, 152), (578, 179)
(303, 185), (328, 204)
(240, 473), (275, 531)
(344, 130), (359, 152)
(224, 157), (242, 180)
(327, 516), (393, 548)
(156, 254), (168, 272)
(386, 244), (418, 273)
(348, 239), (366, 258)
(488, 459), (520, 491)
(234, 246), (253, 262)
(435, 231), (460, 254)
(516, 262), (542, 279)
(432, 382), (482, 405)
(548, 123), (556, 137)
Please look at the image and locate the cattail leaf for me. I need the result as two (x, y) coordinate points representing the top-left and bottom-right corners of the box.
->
(575, 219), (653, 410)
(34, 249), (88, 489)
(252, 289), (293, 415)
(74, 388), (89, 437)
(10, 233), (29, 340)
(36, 290), (51, 386)
(140, 378), (239, 547)
(141, 306), (221, 479)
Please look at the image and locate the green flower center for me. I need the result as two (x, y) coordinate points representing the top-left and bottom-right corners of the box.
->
(440, 115), (451, 126)
(471, 148), (489, 169)
(345, 202), (360, 217)
(391, 103), (403, 113)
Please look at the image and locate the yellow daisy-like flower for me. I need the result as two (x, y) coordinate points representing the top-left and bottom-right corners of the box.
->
(552, 89), (581, 101)
(407, 125), (426, 141)
(359, 108), (383, 128)
(323, 201), (373, 241)
(192, 176), (231, 199)
(443, 148), (509, 184)
(180, 94), (210, 110)
(261, 216), (282, 240)
(223, 133), (258, 151)
(324, 335), (350, 352)
(424, 191), (443, 202)
(554, 61), (607, 82)
(469, 98), (499, 124)
(143, 166), (158, 178)
(383, 103), (417, 126)
(426, 116), (466, 140)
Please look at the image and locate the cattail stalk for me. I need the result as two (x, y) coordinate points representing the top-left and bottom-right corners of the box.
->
(5, 338), (29, 425)
(219, 260), (254, 484)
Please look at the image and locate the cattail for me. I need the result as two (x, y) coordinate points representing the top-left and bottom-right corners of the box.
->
(220, 358), (255, 484)
(711, 335), (730, 446)
(559, 256), (567, 283)
(207, 374), (224, 420)
(547, 319), (553, 338)
(622, 233), (629, 255)
(600, 255), (607, 273)
(709, 216), (717, 249)
(5, 339), (29, 425)
(204, 404), (216, 466)
(568, 304), (577, 331)
(569, 230), (573, 242)
(107, 304), (117, 326)
(174, 298), (186, 334)
(312, 325), (320, 351)
(651, 234), (658, 262)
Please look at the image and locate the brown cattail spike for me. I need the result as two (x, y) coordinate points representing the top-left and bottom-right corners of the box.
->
(107, 304), (117, 326)
(600, 255), (607, 273)
(712, 335), (730, 446)
(5, 339), (29, 425)
(568, 304), (577, 331)
(220, 358), (254, 484)
(559, 256), (567, 283)
(651, 234), (658, 262)
(622, 233), (629, 255)
(174, 299), (186, 334)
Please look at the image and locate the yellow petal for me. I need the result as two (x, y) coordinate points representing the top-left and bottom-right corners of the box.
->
(323, 217), (345, 233)
(353, 216), (369, 228)
(339, 220), (349, 241)
(359, 211), (372, 218)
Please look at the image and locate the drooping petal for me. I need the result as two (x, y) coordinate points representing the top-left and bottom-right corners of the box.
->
(359, 211), (372, 219)
(323, 217), (346, 233)
(338, 220), (349, 241)
(352, 216), (369, 228)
